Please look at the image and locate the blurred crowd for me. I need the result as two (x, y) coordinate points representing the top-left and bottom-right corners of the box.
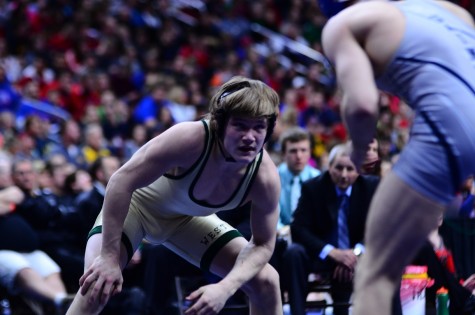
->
(0, 0), (432, 171)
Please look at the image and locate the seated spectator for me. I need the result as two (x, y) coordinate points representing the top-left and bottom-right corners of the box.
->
(276, 126), (321, 233)
(0, 154), (72, 313)
(413, 214), (475, 314)
(359, 138), (381, 176)
(43, 119), (85, 168)
(63, 169), (93, 204)
(133, 83), (172, 129)
(284, 143), (379, 315)
(75, 156), (121, 245)
(12, 157), (86, 292)
(123, 124), (148, 163)
(80, 123), (111, 166)
(270, 127), (320, 279)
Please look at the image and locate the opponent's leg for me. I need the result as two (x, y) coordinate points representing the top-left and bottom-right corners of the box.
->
(352, 172), (445, 315)
(65, 234), (130, 315)
(208, 237), (283, 315)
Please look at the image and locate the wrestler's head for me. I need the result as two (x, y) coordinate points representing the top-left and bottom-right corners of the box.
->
(208, 76), (279, 143)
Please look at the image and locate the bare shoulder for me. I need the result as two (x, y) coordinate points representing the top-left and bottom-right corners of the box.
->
(156, 121), (206, 148)
(133, 120), (207, 170)
(436, 0), (475, 27)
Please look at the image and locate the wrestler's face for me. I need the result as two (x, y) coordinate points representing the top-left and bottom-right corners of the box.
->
(329, 154), (358, 190)
(223, 116), (268, 163)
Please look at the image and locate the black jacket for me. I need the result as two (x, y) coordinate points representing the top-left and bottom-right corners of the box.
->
(291, 171), (379, 259)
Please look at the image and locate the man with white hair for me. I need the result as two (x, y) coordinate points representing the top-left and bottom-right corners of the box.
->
(284, 143), (379, 315)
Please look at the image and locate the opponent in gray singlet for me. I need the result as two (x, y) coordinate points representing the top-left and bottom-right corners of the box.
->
(377, 0), (475, 203)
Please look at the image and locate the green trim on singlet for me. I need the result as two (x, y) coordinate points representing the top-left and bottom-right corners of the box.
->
(88, 226), (134, 262)
(189, 120), (263, 209)
(200, 229), (243, 273)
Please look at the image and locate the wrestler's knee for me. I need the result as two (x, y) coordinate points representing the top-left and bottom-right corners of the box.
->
(243, 264), (281, 302)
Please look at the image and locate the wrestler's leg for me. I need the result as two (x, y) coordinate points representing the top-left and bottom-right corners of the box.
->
(65, 234), (130, 315)
(208, 237), (283, 315)
(352, 172), (445, 315)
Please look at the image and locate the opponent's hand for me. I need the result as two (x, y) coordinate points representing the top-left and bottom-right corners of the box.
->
(79, 255), (123, 305)
(184, 282), (231, 315)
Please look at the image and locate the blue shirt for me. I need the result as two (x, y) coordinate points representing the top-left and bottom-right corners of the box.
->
(277, 163), (320, 229)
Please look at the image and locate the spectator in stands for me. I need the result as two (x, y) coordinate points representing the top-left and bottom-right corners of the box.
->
(0, 153), (72, 313)
(123, 124), (148, 163)
(284, 143), (379, 315)
(359, 138), (381, 177)
(276, 126), (320, 237)
(12, 157), (85, 289)
(44, 119), (85, 168)
(81, 123), (111, 166)
(75, 156), (121, 249)
(0, 65), (21, 113)
(271, 126), (321, 306)
(133, 83), (171, 129)
(63, 169), (93, 202)
(101, 96), (131, 156)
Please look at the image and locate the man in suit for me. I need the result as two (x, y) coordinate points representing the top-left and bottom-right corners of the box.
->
(76, 156), (121, 244)
(282, 143), (379, 315)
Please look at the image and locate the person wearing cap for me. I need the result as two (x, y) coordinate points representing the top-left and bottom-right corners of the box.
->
(66, 76), (284, 315)
(316, 0), (475, 314)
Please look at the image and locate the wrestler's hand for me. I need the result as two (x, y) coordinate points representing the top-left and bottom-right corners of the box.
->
(184, 282), (231, 315)
(79, 255), (123, 305)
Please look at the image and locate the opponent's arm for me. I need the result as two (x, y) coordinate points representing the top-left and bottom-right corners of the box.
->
(322, 13), (379, 168)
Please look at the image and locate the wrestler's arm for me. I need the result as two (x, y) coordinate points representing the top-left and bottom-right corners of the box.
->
(101, 121), (204, 260)
(322, 13), (379, 168)
(81, 121), (204, 298)
(218, 151), (280, 294)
